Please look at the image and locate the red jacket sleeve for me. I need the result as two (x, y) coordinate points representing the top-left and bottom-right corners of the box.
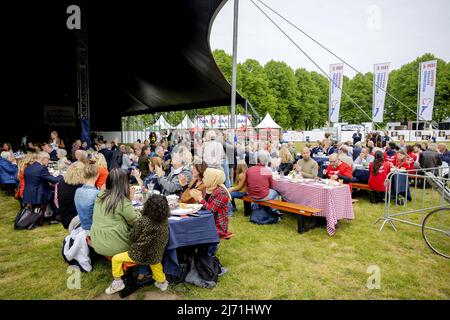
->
(341, 163), (353, 179)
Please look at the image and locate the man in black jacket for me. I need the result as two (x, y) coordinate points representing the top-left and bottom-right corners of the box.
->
(110, 145), (125, 170)
(352, 129), (362, 146)
(98, 143), (113, 169)
(419, 143), (442, 175)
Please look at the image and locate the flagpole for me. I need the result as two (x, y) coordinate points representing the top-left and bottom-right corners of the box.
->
(417, 63), (421, 129)
(230, 0), (239, 145)
(372, 63), (375, 136)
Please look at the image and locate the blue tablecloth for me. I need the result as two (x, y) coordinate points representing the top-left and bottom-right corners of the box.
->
(390, 173), (412, 201)
(313, 157), (329, 167)
(163, 210), (219, 276)
(352, 169), (370, 184)
(351, 168), (411, 200)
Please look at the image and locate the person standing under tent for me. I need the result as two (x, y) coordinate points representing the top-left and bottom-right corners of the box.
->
(352, 129), (362, 146)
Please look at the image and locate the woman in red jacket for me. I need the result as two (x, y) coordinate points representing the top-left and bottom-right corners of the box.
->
(394, 150), (411, 170)
(369, 151), (393, 203)
(405, 145), (417, 170)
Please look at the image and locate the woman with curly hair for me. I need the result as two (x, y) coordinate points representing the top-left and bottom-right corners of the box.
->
(105, 194), (170, 295)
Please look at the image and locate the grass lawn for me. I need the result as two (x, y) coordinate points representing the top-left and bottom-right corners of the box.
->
(0, 190), (449, 300)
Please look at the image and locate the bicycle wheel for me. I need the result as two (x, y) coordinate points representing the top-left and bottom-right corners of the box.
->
(422, 207), (450, 259)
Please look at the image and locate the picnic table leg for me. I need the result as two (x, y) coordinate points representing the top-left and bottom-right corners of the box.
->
(297, 216), (306, 233)
(243, 201), (252, 216)
(119, 267), (139, 298)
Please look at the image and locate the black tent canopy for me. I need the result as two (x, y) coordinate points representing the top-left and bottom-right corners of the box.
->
(2, 0), (243, 143)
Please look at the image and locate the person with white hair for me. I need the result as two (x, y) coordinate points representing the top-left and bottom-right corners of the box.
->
(338, 145), (354, 168)
(0, 151), (19, 189)
(154, 152), (192, 196)
(419, 143), (442, 174)
(56, 149), (71, 171)
(23, 151), (63, 206)
(246, 153), (279, 201)
(199, 130), (225, 170)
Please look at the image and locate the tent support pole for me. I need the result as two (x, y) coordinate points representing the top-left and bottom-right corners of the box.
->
(230, 0), (239, 144)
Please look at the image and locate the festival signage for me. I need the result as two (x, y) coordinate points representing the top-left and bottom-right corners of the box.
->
(43, 106), (76, 127)
(195, 115), (252, 129)
(418, 60), (437, 121)
(373, 63), (390, 122)
(282, 131), (304, 142)
(341, 124), (364, 131)
(329, 63), (344, 123)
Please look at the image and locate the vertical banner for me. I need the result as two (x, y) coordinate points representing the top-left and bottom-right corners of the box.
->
(81, 117), (90, 148)
(372, 62), (390, 122)
(418, 60), (437, 121)
(329, 63), (344, 123)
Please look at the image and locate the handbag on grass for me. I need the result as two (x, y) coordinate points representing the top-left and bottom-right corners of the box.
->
(14, 206), (44, 230)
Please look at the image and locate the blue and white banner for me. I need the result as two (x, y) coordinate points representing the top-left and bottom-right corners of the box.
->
(372, 63), (390, 122)
(418, 60), (437, 121)
(329, 63), (344, 123)
(195, 115), (252, 129)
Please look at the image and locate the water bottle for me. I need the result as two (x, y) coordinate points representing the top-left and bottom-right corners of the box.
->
(147, 182), (155, 193)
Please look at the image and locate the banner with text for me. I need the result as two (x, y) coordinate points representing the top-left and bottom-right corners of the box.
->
(329, 63), (344, 123)
(418, 60), (437, 121)
(282, 131), (304, 142)
(195, 115), (252, 129)
(372, 62), (390, 122)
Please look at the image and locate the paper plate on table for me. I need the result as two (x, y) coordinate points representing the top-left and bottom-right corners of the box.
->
(179, 203), (203, 212)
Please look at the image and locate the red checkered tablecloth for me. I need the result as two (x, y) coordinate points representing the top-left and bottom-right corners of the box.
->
(273, 179), (354, 236)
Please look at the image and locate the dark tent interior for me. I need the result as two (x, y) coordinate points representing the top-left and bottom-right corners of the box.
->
(2, 0), (243, 147)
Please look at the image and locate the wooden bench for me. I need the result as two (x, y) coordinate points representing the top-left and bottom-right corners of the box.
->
(352, 182), (370, 191)
(104, 255), (140, 298)
(104, 256), (138, 272)
(240, 195), (322, 233)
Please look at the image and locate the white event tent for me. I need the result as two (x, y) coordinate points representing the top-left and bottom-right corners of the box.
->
(153, 115), (173, 130)
(175, 115), (194, 130)
(255, 113), (281, 129)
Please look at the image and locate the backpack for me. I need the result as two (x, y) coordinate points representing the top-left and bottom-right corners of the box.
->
(14, 206), (45, 230)
(166, 247), (194, 285)
(250, 206), (279, 225)
(194, 254), (222, 283)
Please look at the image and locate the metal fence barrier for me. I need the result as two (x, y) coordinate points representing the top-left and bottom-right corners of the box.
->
(376, 166), (450, 232)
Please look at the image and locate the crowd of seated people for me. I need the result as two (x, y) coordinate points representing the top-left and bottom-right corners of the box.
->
(1, 128), (449, 296)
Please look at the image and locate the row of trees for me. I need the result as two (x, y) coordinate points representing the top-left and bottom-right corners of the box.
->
(123, 51), (449, 131)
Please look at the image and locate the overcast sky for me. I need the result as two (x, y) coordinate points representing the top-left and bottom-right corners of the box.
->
(210, 0), (450, 78)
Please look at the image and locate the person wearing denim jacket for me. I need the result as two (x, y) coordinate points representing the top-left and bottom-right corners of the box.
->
(74, 161), (100, 231)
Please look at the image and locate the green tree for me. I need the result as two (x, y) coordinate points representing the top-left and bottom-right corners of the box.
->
(238, 59), (277, 118)
(341, 72), (373, 124)
(264, 60), (298, 129)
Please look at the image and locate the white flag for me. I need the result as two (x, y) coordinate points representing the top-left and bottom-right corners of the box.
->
(418, 60), (437, 121)
(329, 63), (344, 123)
(372, 63), (390, 122)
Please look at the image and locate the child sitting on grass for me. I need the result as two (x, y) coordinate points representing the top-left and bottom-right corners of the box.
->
(105, 194), (170, 294)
